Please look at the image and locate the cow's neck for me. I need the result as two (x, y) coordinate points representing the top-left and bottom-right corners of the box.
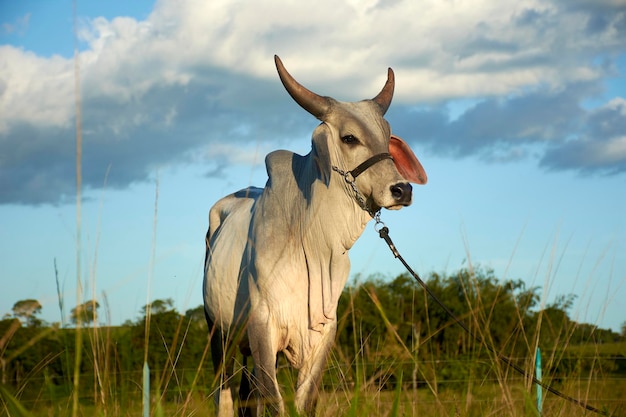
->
(261, 148), (373, 331)
(300, 155), (372, 331)
(307, 162), (372, 253)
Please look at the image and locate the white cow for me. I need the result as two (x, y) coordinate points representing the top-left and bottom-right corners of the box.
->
(203, 55), (427, 416)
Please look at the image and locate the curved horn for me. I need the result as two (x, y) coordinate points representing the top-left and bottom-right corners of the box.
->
(372, 68), (395, 115)
(275, 55), (330, 120)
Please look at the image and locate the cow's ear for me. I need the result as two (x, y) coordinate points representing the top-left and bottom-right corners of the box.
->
(389, 135), (427, 184)
(312, 123), (332, 186)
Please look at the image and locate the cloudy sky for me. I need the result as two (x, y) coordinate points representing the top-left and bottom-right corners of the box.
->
(1, 0), (625, 332)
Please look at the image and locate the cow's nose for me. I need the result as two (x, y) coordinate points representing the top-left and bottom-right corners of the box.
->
(390, 182), (412, 204)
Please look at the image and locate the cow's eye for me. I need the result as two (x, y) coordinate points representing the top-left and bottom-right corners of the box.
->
(341, 135), (358, 145)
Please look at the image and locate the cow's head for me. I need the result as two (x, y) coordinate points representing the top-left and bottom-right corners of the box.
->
(275, 55), (427, 213)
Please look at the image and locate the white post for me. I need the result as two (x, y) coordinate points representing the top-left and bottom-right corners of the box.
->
(536, 347), (543, 416)
(143, 361), (150, 417)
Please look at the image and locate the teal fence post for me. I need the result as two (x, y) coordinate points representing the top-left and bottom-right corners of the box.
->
(143, 361), (150, 417)
(536, 347), (543, 416)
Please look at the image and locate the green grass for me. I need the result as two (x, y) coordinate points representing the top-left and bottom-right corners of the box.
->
(3, 288), (624, 416)
(3, 277), (625, 417)
(18, 375), (624, 417)
(316, 377), (626, 417)
(566, 341), (626, 357)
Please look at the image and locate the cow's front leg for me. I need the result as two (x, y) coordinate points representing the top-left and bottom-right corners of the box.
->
(295, 321), (337, 416)
(248, 306), (284, 416)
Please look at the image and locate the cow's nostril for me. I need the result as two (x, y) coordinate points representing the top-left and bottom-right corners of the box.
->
(390, 183), (412, 202)
(391, 185), (403, 200)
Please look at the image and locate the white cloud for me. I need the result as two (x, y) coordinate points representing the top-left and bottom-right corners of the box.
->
(2, 0), (622, 129)
(540, 96), (626, 173)
(204, 142), (272, 167)
(596, 135), (626, 162)
(78, 0), (620, 101)
(0, 0), (624, 204)
(0, 46), (74, 133)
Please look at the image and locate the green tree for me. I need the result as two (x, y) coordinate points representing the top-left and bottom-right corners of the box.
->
(69, 300), (100, 326)
(185, 305), (207, 331)
(335, 268), (546, 387)
(12, 299), (42, 327)
(531, 294), (577, 348)
(132, 299), (182, 369)
(142, 298), (174, 316)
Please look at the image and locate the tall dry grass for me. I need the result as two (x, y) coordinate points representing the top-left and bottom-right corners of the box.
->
(1, 2), (623, 414)
(1, 226), (624, 416)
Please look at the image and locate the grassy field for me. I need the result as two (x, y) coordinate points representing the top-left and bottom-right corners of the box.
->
(3, 291), (624, 417)
(317, 378), (626, 417)
(4, 339), (623, 417)
(15, 375), (625, 416)
(2, 301), (624, 417)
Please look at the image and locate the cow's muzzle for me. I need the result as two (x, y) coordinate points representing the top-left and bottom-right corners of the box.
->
(390, 182), (412, 205)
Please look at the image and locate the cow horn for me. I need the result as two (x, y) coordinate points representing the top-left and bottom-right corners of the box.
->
(275, 55), (330, 120)
(372, 68), (395, 115)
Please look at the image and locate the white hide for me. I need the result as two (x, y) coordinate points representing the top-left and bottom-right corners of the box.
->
(203, 56), (427, 417)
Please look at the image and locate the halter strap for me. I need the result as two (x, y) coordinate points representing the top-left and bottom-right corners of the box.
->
(348, 153), (393, 179)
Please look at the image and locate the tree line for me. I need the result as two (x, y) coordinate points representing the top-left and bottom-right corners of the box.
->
(1, 268), (624, 407)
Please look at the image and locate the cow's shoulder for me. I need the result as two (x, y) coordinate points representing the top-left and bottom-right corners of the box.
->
(265, 149), (313, 197)
(265, 150), (296, 181)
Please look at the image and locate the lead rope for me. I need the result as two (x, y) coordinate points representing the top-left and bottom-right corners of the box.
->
(333, 161), (610, 414)
(375, 218), (611, 416)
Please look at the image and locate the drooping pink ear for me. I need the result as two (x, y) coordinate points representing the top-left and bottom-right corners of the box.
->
(389, 135), (427, 184)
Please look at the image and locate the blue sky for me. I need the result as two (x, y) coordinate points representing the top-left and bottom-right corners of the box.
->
(1, 0), (624, 332)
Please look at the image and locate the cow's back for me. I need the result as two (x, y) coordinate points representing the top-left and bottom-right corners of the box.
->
(204, 187), (262, 330)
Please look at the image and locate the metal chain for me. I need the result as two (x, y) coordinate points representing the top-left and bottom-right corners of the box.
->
(332, 165), (378, 219)
(331, 152), (394, 221)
